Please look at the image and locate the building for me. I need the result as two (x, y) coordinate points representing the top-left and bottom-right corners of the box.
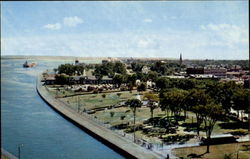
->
(186, 67), (204, 74)
(44, 76), (56, 85)
(204, 66), (227, 78)
(187, 66), (226, 78)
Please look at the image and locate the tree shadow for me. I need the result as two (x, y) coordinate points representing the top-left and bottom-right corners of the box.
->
(162, 134), (195, 144)
(187, 152), (207, 158)
(181, 122), (205, 132)
(218, 121), (249, 129)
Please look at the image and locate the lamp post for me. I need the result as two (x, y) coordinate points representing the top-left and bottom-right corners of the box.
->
(18, 144), (24, 159)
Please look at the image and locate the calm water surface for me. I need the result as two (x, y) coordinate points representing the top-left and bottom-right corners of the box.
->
(1, 58), (124, 159)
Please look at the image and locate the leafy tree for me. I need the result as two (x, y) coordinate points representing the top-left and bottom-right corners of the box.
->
(206, 81), (238, 113)
(155, 77), (170, 91)
(55, 74), (70, 85)
(143, 92), (159, 118)
(187, 89), (212, 136)
(147, 71), (159, 82)
(160, 89), (188, 121)
(125, 99), (142, 142)
(127, 74), (137, 87)
(113, 74), (124, 88)
(114, 62), (127, 74)
(232, 88), (249, 120)
(57, 64), (75, 76)
(131, 62), (144, 72)
(200, 103), (224, 153)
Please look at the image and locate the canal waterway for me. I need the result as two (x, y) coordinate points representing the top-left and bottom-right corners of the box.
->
(1, 58), (124, 159)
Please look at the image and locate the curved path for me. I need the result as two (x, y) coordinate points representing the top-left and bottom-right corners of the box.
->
(36, 75), (163, 159)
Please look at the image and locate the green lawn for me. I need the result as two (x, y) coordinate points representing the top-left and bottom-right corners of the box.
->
(60, 91), (138, 110)
(172, 141), (250, 159)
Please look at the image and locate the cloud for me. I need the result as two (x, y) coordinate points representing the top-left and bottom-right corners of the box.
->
(200, 23), (248, 48)
(43, 23), (61, 30)
(63, 16), (83, 27)
(1, 30), (248, 59)
(143, 18), (152, 23)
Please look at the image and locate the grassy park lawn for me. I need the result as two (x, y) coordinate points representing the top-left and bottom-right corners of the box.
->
(1, 154), (10, 159)
(46, 85), (75, 97)
(94, 107), (164, 126)
(60, 91), (138, 110)
(172, 141), (250, 159)
(47, 85), (249, 145)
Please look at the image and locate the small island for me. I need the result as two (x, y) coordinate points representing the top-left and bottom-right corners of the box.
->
(38, 57), (250, 159)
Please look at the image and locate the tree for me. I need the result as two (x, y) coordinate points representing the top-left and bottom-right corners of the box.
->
(113, 74), (124, 88)
(93, 65), (103, 84)
(114, 62), (127, 74)
(160, 89), (188, 121)
(232, 88), (249, 120)
(200, 103), (224, 153)
(125, 99), (142, 142)
(57, 64), (75, 76)
(143, 92), (159, 118)
(206, 81), (238, 114)
(127, 74), (137, 87)
(187, 89), (212, 136)
(155, 77), (170, 91)
(147, 71), (159, 82)
(55, 74), (70, 85)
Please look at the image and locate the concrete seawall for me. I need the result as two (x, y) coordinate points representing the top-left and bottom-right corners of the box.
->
(36, 75), (162, 159)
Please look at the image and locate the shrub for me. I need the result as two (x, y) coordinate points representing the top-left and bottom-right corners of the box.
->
(117, 93), (122, 97)
(102, 94), (106, 98)
(120, 115), (126, 120)
(110, 111), (115, 117)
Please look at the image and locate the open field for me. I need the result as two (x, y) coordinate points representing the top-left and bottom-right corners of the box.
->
(60, 91), (138, 110)
(172, 141), (250, 159)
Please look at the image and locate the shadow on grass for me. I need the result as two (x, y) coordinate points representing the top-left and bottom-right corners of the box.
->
(181, 123), (205, 132)
(187, 152), (207, 158)
(218, 121), (249, 129)
(162, 134), (195, 145)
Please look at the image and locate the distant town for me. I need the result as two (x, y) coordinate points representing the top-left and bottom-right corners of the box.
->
(39, 55), (249, 159)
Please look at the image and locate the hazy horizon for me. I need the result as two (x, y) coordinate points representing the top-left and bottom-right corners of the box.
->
(1, 1), (249, 60)
(1, 54), (249, 61)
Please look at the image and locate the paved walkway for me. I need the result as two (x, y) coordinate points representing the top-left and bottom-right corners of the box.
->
(36, 75), (163, 159)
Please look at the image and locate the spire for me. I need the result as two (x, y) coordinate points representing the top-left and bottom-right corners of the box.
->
(180, 53), (182, 66)
(179, 53), (182, 72)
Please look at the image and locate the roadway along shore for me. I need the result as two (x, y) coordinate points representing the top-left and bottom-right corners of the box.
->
(36, 75), (163, 159)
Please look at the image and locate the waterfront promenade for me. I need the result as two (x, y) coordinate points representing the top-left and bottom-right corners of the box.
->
(36, 75), (163, 159)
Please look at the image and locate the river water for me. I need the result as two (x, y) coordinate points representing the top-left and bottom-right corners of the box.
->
(1, 58), (124, 159)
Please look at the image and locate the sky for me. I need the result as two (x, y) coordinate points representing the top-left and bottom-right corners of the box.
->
(1, 1), (249, 59)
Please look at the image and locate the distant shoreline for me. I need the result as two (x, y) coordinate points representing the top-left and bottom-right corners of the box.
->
(1, 55), (248, 61)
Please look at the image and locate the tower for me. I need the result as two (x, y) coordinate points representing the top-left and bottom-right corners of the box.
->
(179, 53), (182, 72)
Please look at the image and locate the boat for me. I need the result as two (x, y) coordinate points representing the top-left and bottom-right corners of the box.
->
(23, 61), (36, 68)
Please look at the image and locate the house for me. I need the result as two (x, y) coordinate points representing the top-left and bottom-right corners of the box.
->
(44, 76), (56, 85)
